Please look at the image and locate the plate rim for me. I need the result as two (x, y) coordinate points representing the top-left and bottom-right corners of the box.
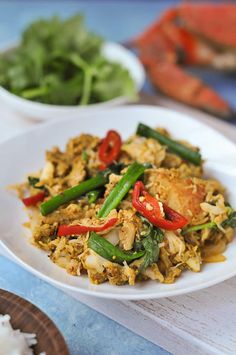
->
(2, 240), (236, 300)
(1, 104), (236, 149)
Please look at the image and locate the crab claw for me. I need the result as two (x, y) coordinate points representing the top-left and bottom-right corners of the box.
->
(149, 62), (234, 120)
(130, 4), (236, 119)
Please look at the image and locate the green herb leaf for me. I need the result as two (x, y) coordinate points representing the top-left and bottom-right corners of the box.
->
(135, 216), (164, 271)
(0, 15), (136, 106)
(222, 212), (236, 229)
(28, 176), (45, 190)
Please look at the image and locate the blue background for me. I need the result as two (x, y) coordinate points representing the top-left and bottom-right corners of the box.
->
(0, 1), (235, 354)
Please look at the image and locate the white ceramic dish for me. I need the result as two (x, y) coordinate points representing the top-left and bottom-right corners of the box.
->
(0, 105), (236, 300)
(0, 42), (145, 121)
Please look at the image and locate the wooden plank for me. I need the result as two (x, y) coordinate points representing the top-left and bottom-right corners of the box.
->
(63, 288), (214, 355)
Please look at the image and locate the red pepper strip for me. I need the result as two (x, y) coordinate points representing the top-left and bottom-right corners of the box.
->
(58, 217), (118, 236)
(132, 181), (188, 230)
(154, 203), (188, 230)
(98, 130), (122, 166)
(132, 181), (162, 220)
(98, 163), (107, 171)
(22, 191), (46, 207)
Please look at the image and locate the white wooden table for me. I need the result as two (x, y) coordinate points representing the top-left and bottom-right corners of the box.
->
(1, 94), (236, 355)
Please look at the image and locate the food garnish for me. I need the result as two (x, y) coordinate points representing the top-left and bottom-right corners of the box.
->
(58, 218), (117, 236)
(134, 216), (164, 271)
(22, 191), (46, 207)
(98, 130), (122, 167)
(132, 181), (188, 230)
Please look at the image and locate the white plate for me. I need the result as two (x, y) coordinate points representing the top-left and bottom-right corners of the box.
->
(0, 105), (236, 300)
(0, 42), (145, 121)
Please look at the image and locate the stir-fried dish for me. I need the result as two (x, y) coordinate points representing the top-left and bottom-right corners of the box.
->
(15, 123), (236, 285)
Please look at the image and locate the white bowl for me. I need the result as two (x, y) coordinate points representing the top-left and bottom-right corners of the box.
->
(0, 42), (145, 121)
(0, 105), (236, 300)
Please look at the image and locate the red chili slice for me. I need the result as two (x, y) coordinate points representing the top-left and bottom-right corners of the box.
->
(132, 181), (188, 230)
(98, 130), (121, 166)
(57, 217), (118, 236)
(154, 203), (188, 230)
(22, 191), (46, 207)
(98, 163), (107, 171)
(132, 181), (162, 221)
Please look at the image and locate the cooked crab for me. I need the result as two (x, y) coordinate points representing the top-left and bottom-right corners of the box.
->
(131, 3), (236, 119)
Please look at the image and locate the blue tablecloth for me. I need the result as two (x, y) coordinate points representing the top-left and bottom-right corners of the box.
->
(0, 1), (235, 354)
(0, 256), (168, 355)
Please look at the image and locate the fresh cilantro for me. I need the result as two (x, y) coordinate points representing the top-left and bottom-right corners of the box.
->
(0, 15), (135, 105)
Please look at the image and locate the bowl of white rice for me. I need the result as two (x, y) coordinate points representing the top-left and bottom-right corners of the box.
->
(0, 314), (45, 355)
(0, 289), (68, 355)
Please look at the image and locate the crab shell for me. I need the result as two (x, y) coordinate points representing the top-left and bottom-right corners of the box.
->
(131, 4), (236, 119)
